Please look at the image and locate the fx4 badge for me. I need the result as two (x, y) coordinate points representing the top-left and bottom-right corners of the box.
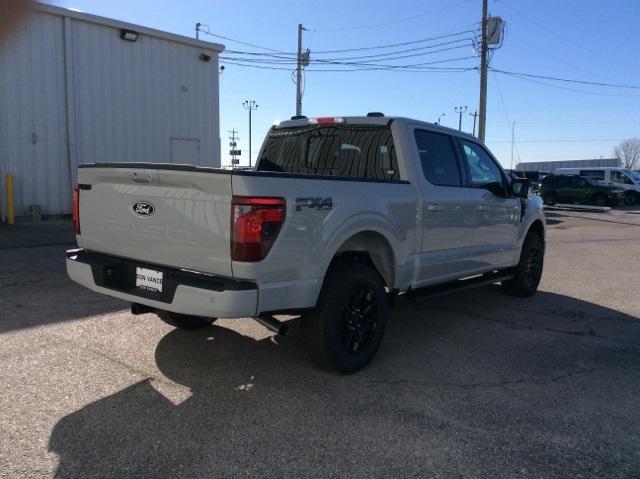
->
(295, 197), (333, 211)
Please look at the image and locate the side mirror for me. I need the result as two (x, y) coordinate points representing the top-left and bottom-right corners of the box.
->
(511, 178), (530, 198)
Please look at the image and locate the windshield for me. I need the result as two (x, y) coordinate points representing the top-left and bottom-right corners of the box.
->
(258, 125), (399, 180)
(625, 170), (640, 182)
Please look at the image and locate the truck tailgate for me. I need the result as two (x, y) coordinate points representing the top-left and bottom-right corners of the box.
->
(76, 165), (233, 277)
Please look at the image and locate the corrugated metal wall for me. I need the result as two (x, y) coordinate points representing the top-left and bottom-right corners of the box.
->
(0, 6), (221, 216)
(516, 158), (621, 172)
(0, 12), (70, 216)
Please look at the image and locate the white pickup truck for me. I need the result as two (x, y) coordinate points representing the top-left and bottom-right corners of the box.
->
(67, 114), (545, 373)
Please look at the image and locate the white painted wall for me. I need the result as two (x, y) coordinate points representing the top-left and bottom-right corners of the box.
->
(0, 4), (223, 216)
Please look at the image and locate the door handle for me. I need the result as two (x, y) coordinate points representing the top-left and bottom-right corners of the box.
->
(477, 205), (490, 211)
(427, 204), (446, 212)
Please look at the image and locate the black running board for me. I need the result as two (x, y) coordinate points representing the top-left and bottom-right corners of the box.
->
(404, 271), (514, 303)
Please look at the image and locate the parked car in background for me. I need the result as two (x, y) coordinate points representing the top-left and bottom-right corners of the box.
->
(540, 174), (626, 207)
(508, 170), (549, 193)
(555, 167), (640, 205)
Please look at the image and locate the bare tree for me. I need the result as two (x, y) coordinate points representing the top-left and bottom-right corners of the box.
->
(614, 138), (640, 169)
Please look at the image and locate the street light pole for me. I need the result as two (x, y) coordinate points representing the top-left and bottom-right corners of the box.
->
(470, 109), (479, 136)
(436, 113), (446, 125)
(454, 106), (468, 131)
(242, 100), (258, 167)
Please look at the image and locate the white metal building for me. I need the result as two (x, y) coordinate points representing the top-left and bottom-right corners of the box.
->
(515, 158), (621, 173)
(0, 3), (224, 217)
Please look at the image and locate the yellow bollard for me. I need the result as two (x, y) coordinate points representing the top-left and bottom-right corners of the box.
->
(6, 173), (14, 225)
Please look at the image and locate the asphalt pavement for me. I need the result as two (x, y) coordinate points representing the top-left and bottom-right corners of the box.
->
(1, 212), (639, 478)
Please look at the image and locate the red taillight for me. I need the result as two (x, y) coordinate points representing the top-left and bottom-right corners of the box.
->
(72, 184), (81, 235)
(231, 196), (285, 262)
(308, 117), (344, 125)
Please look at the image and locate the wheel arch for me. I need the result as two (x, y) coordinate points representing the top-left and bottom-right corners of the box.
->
(527, 218), (545, 242)
(327, 230), (397, 289)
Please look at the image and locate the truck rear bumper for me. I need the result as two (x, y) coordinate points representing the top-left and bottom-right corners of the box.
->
(66, 249), (258, 318)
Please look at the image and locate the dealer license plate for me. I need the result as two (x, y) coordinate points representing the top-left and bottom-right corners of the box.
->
(135, 267), (163, 293)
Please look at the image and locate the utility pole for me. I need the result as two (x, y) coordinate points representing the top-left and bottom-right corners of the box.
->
(455, 106), (467, 131)
(478, 0), (489, 142)
(295, 24), (303, 116)
(510, 121), (516, 170)
(228, 129), (239, 168)
(242, 100), (258, 167)
(470, 110), (479, 136)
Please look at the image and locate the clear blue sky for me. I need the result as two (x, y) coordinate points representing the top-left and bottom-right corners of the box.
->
(46, 0), (640, 168)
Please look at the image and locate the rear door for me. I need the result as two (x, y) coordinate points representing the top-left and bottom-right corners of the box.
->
(565, 176), (591, 203)
(76, 165), (233, 276)
(455, 138), (520, 268)
(412, 127), (479, 284)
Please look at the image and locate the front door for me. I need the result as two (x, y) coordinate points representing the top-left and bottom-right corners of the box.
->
(564, 176), (592, 203)
(456, 138), (521, 268)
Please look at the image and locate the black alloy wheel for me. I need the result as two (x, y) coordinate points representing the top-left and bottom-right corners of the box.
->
(339, 287), (379, 354)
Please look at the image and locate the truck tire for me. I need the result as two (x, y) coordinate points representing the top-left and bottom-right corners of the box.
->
(156, 311), (216, 330)
(502, 232), (544, 297)
(542, 192), (556, 206)
(624, 192), (636, 206)
(305, 261), (389, 374)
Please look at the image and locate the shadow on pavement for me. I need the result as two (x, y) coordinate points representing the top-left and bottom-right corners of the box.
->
(48, 289), (640, 478)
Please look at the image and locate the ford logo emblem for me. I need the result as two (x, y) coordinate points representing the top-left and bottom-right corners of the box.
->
(133, 201), (155, 217)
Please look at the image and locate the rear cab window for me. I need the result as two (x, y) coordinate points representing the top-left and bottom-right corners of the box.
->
(257, 124), (399, 180)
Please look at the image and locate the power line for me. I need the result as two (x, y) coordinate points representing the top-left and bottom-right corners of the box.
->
(494, 0), (627, 68)
(310, 0), (472, 32)
(199, 29), (286, 53)
(492, 71), (522, 163)
(507, 32), (601, 79)
(220, 59), (476, 73)
(492, 70), (640, 98)
(204, 28), (475, 56)
(490, 68), (640, 91)
(220, 50), (479, 70)
(222, 47), (476, 68)
(227, 37), (474, 63)
(299, 30), (476, 54)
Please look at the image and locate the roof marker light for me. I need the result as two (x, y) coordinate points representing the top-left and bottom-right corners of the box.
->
(308, 117), (344, 125)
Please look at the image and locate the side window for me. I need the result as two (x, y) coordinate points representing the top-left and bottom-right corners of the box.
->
(580, 170), (604, 181)
(571, 177), (586, 187)
(610, 170), (632, 184)
(414, 129), (461, 186)
(458, 139), (504, 189)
